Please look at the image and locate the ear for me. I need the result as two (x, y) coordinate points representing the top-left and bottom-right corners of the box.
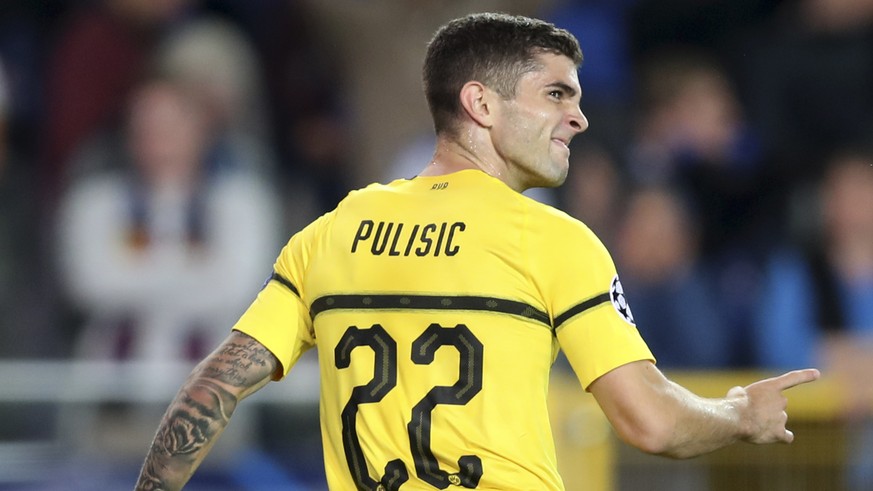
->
(459, 81), (496, 128)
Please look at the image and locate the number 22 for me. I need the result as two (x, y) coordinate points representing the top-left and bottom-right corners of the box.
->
(335, 323), (484, 490)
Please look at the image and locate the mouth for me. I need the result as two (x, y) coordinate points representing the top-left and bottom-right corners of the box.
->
(551, 138), (570, 151)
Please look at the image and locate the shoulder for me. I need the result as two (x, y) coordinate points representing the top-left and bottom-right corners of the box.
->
(521, 197), (618, 290)
(523, 196), (603, 246)
(342, 180), (401, 199)
(328, 179), (408, 215)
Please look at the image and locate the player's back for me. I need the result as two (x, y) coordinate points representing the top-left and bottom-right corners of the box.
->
(303, 170), (574, 490)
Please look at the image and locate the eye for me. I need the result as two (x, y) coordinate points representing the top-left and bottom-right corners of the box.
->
(548, 89), (564, 100)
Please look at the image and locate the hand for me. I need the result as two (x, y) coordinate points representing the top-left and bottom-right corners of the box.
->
(727, 368), (820, 444)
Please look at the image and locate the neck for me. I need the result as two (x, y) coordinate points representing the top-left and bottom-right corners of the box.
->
(418, 133), (522, 191)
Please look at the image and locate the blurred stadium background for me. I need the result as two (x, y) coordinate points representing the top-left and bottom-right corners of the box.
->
(1, 1), (873, 489)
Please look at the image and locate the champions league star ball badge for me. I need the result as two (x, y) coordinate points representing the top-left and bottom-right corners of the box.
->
(610, 276), (635, 325)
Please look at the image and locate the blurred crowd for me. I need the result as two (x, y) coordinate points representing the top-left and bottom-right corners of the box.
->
(1, 0), (873, 487)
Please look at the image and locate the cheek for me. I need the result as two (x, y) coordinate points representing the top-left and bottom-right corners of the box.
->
(496, 105), (557, 167)
(504, 103), (544, 133)
(516, 115), (554, 154)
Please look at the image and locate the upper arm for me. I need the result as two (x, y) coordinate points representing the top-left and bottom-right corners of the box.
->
(588, 360), (678, 453)
(190, 330), (280, 400)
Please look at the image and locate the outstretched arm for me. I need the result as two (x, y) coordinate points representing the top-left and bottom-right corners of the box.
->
(589, 360), (820, 459)
(134, 330), (279, 490)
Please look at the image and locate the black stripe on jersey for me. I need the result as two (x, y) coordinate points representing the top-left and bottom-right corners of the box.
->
(310, 294), (551, 327)
(270, 272), (300, 297)
(553, 292), (611, 330)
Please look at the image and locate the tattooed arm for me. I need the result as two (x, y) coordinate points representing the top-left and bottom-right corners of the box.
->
(134, 330), (279, 491)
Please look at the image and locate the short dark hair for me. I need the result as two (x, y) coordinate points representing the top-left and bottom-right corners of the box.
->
(423, 12), (583, 137)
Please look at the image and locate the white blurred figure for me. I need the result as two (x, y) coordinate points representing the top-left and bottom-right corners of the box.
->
(55, 76), (280, 470)
(57, 76), (279, 374)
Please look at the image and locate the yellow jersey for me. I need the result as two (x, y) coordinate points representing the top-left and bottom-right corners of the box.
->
(233, 169), (653, 490)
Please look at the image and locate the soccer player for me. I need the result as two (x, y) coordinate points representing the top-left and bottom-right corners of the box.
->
(134, 12), (819, 491)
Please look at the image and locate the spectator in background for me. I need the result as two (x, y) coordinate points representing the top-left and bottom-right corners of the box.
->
(155, 15), (274, 175)
(40, 0), (192, 201)
(614, 186), (732, 368)
(54, 76), (280, 468)
(754, 148), (873, 489)
(626, 47), (769, 365)
(627, 47), (765, 241)
(755, 149), (873, 396)
(737, 0), (873, 261)
(56, 76), (280, 368)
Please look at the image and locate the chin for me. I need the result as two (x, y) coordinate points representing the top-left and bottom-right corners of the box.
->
(546, 174), (568, 188)
(520, 157), (568, 189)
(532, 171), (567, 189)
(546, 163), (569, 187)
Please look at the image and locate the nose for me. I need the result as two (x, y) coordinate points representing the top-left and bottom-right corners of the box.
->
(567, 105), (589, 134)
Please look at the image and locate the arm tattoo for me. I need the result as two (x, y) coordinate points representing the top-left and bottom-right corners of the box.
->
(158, 380), (235, 456)
(136, 381), (235, 490)
(198, 337), (274, 387)
(134, 333), (277, 490)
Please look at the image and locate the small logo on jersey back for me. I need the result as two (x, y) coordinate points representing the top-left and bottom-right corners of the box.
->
(610, 275), (635, 325)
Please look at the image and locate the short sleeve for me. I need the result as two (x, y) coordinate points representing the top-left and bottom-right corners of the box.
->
(529, 210), (654, 389)
(231, 212), (333, 379)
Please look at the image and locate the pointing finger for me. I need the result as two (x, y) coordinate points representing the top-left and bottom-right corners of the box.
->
(772, 368), (820, 391)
